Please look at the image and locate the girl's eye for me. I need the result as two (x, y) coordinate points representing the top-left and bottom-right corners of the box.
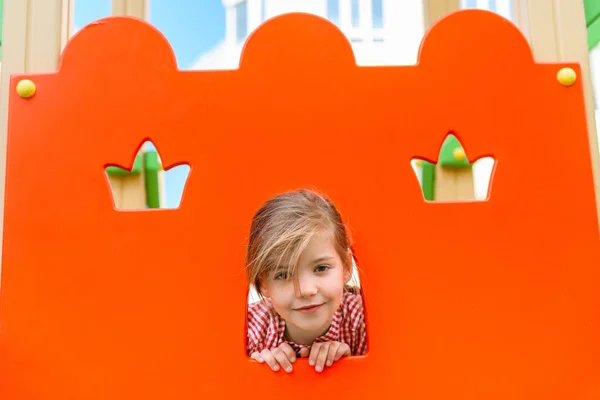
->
(274, 272), (289, 280)
(315, 265), (330, 273)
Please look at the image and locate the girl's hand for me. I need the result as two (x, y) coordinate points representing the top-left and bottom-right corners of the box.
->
(308, 341), (351, 372)
(250, 343), (297, 373)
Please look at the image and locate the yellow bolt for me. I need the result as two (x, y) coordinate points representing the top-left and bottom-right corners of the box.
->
(453, 147), (465, 161)
(16, 79), (36, 98)
(415, 160), (422, 167)
(557, 67), (576, 86)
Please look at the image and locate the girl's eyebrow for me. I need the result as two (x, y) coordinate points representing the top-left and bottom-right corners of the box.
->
(312, 256), (335, 264)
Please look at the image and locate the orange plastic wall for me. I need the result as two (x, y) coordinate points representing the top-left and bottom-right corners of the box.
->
(0, 9), (599, 399)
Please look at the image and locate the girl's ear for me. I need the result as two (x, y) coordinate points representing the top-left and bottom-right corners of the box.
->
(344, 249), (354, 283)
(258, 278), (270, 298)
(344, 266), (353, 284)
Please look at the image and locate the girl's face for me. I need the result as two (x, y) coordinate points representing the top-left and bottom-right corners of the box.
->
(260, 230), (350, 345)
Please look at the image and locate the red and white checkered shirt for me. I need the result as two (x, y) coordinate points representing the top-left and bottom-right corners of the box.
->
(247, 291), (368, 357)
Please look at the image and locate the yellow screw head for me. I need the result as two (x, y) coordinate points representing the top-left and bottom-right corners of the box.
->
(16, 79), (36, 98)
(557, 67), (576, 86)
(415, 159), (422, 167)
(453, 147), (465, 161)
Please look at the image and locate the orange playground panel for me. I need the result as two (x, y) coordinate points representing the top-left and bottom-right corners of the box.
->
(0, 9), (599, 399)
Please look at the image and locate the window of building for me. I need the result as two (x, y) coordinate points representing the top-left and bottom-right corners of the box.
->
(351, 0), (360, 27)
(236, 1), (248, 43)
(461, 0), (511, 21)
(327, 0), (340, 25)
(372, 0), (383, 28)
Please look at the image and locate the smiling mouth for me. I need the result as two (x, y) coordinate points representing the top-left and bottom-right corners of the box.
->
(294, 304), (324, 313)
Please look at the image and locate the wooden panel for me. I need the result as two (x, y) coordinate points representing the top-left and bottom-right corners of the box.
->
(0, 0), (72, 273)
(423, 0), (460, 27)
(106, 174), (124, 208)
(110, 0), (149, 207)
(111, 0), (148, 19)
(433, 165), (458, 201)
(120, 175), (146, 209)
(423, 0), (473, 201)
(513, 0), (600, 222)
(0, 10), (599, 399)
(434, 166), (475, 201)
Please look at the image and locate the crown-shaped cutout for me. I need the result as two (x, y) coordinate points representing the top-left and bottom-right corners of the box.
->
(412, 133), (495, 202)
(104, 140), (190, 210)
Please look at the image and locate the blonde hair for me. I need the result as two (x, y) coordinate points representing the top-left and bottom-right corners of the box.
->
(246, 189), (355, 297)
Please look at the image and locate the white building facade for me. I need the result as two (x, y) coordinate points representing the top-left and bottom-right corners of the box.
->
(193, 0), (510, 70)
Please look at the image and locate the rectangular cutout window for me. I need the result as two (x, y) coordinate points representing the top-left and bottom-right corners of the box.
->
(245, 190), (369, 371)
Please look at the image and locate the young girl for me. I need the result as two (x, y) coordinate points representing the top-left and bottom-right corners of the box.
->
(246, 189), (367, 373)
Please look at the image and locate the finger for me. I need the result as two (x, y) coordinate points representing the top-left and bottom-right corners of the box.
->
(260, 349), (280, 372)
(315, 343), (330, 373)
(250, 352), (264, 363)
(308, 343), (321, 366)
(334, 343), (351, 361)
(278, 343), (297, 363)
(272, 347), (293, 373)
(325, 342), (340, 367)
(298, 347), (310, 358)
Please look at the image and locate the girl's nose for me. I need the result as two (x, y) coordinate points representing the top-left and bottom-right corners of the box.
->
(297, 278), (318, 297)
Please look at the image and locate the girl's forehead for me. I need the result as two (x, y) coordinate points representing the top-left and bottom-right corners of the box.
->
(262, 228), (340, 274)
(299, 231), (337, 257)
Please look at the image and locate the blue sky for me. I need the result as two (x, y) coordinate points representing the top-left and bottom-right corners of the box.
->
(75, 0), (225, 207)
(74, 0), (225, 69)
